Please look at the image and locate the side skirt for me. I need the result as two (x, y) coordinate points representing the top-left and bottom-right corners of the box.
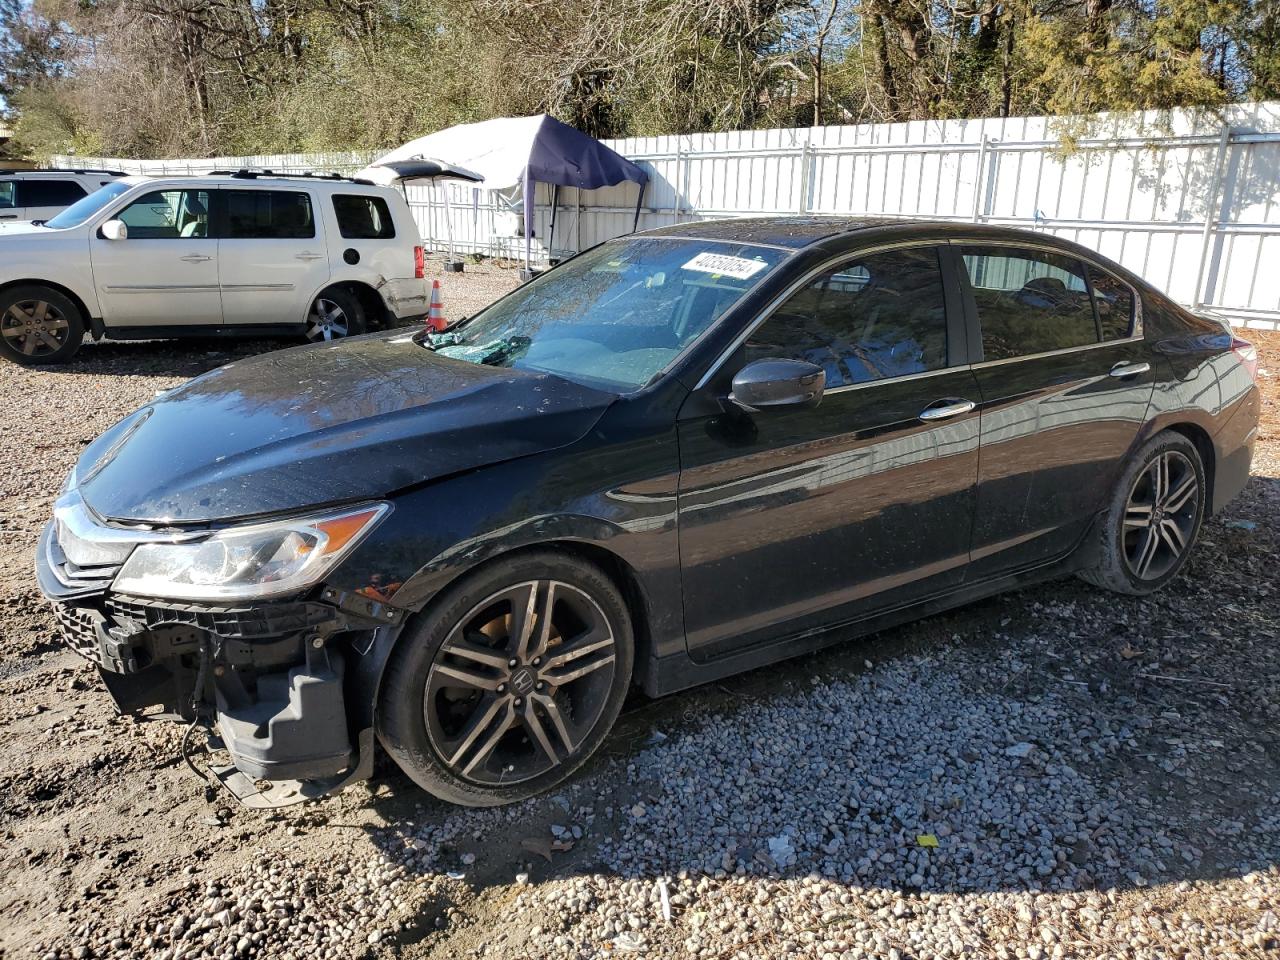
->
(642, 548), (1086, 698)
(104, 324), (308, 341)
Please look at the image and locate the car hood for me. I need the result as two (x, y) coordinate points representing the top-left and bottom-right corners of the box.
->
(75, 333), (617, 524)
(0, 221), (51, 236)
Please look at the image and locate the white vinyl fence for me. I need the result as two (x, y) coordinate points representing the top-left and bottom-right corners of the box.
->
(57, 101), (1280, 329)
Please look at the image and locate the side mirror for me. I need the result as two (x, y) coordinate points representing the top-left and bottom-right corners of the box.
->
(101, 220), (128, 241)
(729, 358), (826, 412)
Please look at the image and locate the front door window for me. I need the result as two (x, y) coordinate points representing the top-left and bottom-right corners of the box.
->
(745, 247), (950, 386)
(115, 189), (211, 239)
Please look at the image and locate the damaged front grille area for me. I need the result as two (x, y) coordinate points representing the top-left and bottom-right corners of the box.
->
(51, 598), (103, 661)
(106, 595), (346, 641)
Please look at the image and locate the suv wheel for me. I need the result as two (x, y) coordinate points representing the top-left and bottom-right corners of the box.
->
(1079, 430), (1206, 595)
(305, 287), (365, 343)
(0, 285), (86, 365)
(377, 551), (634, 807)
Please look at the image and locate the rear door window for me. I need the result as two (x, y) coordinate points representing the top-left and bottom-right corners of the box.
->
(0, 180), (15, 209)
(224, 190), (314, 239)
(115, 189), (211, 239)
(19, 179), (87, 207)
(961, 247), (1098, 360)
(1089, 268), (1136, 341)
(745, 246), (949, 387)
(333, 194), (395, 239)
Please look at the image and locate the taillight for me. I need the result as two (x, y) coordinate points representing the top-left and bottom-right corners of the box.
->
(414, 245), (425, 280)
(1231, 336), (1259, 381)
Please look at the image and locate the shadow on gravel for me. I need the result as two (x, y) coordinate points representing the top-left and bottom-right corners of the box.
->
(49, 338), (297, 378)
(356, 476), (1280, 907)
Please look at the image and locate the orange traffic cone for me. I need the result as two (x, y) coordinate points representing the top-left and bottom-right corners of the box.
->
(427, 279), (447, 331)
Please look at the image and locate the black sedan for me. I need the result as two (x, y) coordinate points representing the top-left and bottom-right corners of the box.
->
(37, 218), (1260, 807)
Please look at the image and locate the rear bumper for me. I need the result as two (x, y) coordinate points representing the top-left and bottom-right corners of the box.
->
(379, 277), (428, 320)
(1211, 384), (1260, 515)
(36, 521), (394, 787)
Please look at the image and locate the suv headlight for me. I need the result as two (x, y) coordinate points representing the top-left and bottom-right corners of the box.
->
(112, 503), (390, 601)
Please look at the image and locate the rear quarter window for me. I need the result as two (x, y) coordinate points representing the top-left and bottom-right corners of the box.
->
(333, 194), (396, 239)
(0, 180), (14, 208)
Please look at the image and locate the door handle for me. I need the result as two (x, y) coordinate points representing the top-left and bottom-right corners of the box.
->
(179, 254), (213, 263)
(1109, 361), (1151, 378)
(295, 252), (325, 261)
(0, 214), (16, 220)
(919, 398), (977, 422)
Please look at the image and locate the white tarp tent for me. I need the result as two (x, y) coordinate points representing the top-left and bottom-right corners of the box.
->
(358, 114), (648, 272)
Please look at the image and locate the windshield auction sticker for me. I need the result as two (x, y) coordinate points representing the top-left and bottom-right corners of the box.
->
(681, 252), (769, 280)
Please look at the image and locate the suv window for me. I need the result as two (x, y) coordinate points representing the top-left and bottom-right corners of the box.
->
(744, 247), (949, 388)
(1089, 268), (1135, 340)
(115, 189), (211, 239)
(20, 179), (87, 207)
(0, 180), (14, 209)
(961, 247), (1098, 360)
(225, 190), (314, 239)
(333, 194), (395, 239)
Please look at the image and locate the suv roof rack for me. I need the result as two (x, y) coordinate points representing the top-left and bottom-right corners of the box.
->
(28, 168), (129, 176)
(207, 168), (375, 186)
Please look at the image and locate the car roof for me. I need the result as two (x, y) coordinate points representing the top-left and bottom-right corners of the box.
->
(114, 173), (395, 194)
(640, 216), (907, 249)
(638, 215), (1095, 253)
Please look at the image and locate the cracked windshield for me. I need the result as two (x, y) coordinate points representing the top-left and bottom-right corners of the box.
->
(424, 238), (787, 390)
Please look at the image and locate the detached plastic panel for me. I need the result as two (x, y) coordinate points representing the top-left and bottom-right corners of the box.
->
(214, 655), (353, 782)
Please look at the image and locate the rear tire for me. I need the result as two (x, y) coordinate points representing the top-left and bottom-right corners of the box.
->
(0, 285), (85, 365)
(377, 550), (634, 807)
(1078, 430), (1205, 595)
(305, 287), (365, 343)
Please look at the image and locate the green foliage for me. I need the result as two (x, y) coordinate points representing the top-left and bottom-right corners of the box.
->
(0, 0), (1277, 159)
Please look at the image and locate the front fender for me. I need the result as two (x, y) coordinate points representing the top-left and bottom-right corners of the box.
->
(325, 427), (685, 676)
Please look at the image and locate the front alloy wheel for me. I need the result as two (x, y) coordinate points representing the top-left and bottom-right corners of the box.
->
(2, 299), (69, 357)
(0, 285), (86, 365)
(426, 580), (617, 785)
(378, 552), (633, 806)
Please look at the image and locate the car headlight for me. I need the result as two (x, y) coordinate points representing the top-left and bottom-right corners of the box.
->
(112, 503), (390, 601)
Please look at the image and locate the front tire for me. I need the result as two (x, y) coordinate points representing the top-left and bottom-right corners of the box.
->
(305, 287), (365, 343)
(1079, 430), (1206, 595)
(377, 551), (634, 807)
(0, 285), (85, 365)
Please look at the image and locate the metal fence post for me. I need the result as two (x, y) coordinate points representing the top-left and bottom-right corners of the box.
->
(674, 144), (685, 223)
(971, 136), (989, 222)
(797, 138), (812, 214)
(1193, 123), (1233, 310)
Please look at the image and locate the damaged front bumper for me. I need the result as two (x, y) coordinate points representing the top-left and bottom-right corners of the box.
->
(36, 521), (402, 804)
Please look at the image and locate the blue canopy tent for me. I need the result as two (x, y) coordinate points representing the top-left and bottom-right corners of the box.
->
(360, 114), (649, 274)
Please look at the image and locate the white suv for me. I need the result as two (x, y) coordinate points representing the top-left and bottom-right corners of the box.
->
(0, 169), (127, 223)
(0, 171), (429, 364)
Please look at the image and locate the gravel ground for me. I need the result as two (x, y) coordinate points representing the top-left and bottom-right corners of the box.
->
(1, 280), (1278, 960)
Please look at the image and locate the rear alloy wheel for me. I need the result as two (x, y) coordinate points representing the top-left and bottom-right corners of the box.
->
(1122, 449), (1200, 581)
(305, 288), (365, 343)
(378, 552), (633, 806)
(0, 285), (86, 365)
(1079, 431), (1205, 595)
